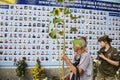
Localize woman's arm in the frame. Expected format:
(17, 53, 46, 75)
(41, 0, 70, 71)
(99, 54, 119, 66)
(62, 54, 84, 75)
(64, 73, 70, 80)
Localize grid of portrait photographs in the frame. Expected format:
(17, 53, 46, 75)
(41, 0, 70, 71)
(0, 4, 120, 66)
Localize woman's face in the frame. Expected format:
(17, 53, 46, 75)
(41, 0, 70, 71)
(99, 41, 106, 48)
(73, 45, 82, 53)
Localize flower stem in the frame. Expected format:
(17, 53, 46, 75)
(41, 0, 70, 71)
(61, 12, 66, 80)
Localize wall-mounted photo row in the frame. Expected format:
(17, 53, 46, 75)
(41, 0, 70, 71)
(0, 4, 119, 66)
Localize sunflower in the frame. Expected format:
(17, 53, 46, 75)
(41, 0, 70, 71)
(54, 8, 61, 16)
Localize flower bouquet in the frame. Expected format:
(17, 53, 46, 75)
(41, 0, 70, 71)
(16, 58, 27, 80)
(30, 59, 45, 80)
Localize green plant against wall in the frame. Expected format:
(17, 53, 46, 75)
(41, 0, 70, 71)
(49, 0, 80, 80)
(30, 59, 45, 80)
(16, 58, 27, 80)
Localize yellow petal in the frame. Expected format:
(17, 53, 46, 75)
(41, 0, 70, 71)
(41, 67, 44, 71)
(55, 8, 60, 16)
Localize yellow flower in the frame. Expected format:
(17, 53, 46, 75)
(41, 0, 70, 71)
(93, 58, 100, 64)
(41, 67, 44, 71)
(36, 71, 39, 75)
(30, 63, 45, 80)
(93, 58, 98, 63)
(30, 67, 38, 74)
(116, 71, 119, 75)
(54, 8, 61, 16)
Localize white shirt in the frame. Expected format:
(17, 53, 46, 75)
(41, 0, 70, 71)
(70, 52, 93, 80)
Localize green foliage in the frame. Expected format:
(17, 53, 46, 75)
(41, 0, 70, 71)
(53, 17, 63, 24)
(57, 0, 64, 3)
(49, 6, 81, 40)
(93, 58, 100, 80)
(16, 59, 27, 78)
(69, 0, 75, 1)
(70, 14, 81, 20)
(59, 31, 64, 36)
(70, 27, 78, 32)
(49, 28, 64, 39)
(30, 59, 45, 80)
(49, 28, 58, 39)
(49, 1, 80, 79)
(62, 7, 72, 15)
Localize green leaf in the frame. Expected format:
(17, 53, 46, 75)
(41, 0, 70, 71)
(53, 17, 63, 24)
(57, 0, 64, 3)
(70, 27, 78, 32)
(50, 10, 54, 16)
(49, 28, 58, 39)
(58, 22, 63, 25)
(62, 7, 72, 15)
(58, 31, 64, 36)
(69, 0, 75, 1)
(16, 60, 27, 77)
(47, 21, 51, 27)
(70, 14, 81, 20)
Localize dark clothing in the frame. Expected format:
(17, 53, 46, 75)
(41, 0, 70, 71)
(98, 46, 119, 77)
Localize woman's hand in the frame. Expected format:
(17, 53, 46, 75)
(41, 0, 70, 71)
(64, 73, 70, 80)
(99, 53, 119, 66)
(99, 54, 106, 60)
(62, 53, 69, 61)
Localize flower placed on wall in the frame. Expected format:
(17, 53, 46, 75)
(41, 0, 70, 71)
(16, 58, 27, 80)
(30, 59, 45, 80)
